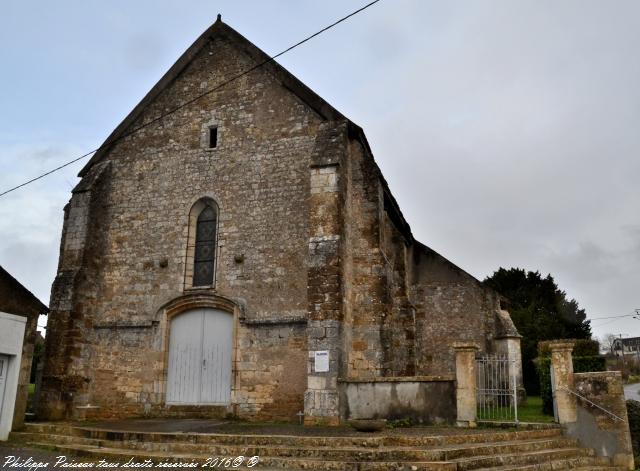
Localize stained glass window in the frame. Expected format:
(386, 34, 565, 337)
(193, 205, 217, 286)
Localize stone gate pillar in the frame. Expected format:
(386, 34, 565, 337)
(548, 340, 577, 424)
(454, 342, 478, 427)
(495, 334, 525, 403)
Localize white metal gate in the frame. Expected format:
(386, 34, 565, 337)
(476, 355, 518, 423)
(166, 308, 233, 405)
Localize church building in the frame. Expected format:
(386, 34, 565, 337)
(40, 17, 521, 424)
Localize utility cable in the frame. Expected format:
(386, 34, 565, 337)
(0, 0, 382, 198)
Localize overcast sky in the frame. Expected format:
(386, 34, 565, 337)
(1, 0, 638, 339)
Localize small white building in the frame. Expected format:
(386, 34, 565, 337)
(0, 311, 26, 440)
(0, 265, 47, 440)
(613, 336, 640, 357)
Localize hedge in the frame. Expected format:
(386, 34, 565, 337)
(537, 339, 600, 358)
(536, 355, 607, 415)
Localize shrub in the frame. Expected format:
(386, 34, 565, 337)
(536, 355, 606, 415)
(537, 339, 600, 358)
(573, 339, 601, 357)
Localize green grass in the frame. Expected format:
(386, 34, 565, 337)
(517, 396, 554, 423)
(478, 396, 555, 423)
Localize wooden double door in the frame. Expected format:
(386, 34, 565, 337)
(166, 309, 233, 405)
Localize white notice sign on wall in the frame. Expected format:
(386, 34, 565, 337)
(314, 350, 329, 373)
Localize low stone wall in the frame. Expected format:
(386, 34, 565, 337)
(338, 376, 456, 425)
(565, 372, 634, 469)
(547, 341, 634, 470)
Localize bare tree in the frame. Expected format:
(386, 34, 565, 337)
(600, 333, 619, 356)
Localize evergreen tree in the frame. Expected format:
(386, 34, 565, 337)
(484, 268, 592, 394)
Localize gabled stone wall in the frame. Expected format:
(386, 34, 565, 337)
(40, 19, 520, 424)
(41, 31, 329, 421)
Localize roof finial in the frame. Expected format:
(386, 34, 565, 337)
(216, 13, 222, 23)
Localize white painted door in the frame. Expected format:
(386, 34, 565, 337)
(166, 309, 233, 405)
(0, 355, 8, 417)
(201, 311, 233, 404)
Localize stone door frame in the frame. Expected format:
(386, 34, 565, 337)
(156, 293, 240, 409)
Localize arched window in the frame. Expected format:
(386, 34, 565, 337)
(193, 204, 217, 286)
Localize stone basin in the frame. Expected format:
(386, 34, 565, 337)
(348, 419, 387, 432)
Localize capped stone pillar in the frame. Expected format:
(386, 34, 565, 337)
(548, 340, 577, 424)
(454, 342, 479, 427)
(494, 307, 524, 400)
(495, 334, 525, 403)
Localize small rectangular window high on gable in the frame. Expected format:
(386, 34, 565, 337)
(209, 127, 218, 149)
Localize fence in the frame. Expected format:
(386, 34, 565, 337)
(476, 355, 518, 424)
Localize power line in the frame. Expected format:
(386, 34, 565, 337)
(0, 0, 382, 198)
(593, 317, 629, 329)
(589, 313, 636, 320)
(592, 310, 639, 329)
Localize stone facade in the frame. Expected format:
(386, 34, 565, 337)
(0, 266, 48, 429)
(40, 18, 520, 423)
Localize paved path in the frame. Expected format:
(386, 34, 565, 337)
(624, 381, 640, 400)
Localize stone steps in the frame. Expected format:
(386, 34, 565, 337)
(12, 432, 579, 462)
(454, 447, 593, 470)
(475, 462, 626, 471)
(18, 423, 563, 447)
(25, 443, 456, 471)
(10, 422, 623, 470)
(474, 461, 627, 471)
(11, 427, 563, 447)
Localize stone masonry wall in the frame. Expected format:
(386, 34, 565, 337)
(41, 20, 520, 422)
(304, 126, 346, 423)
(41, 31, 335, 421)
(341, 138, 386, 379)
(378, 205, 416, 377)
(340, 133, 506, 381)
(408, 243, 501, 376)
(40, 166, 112, 420)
